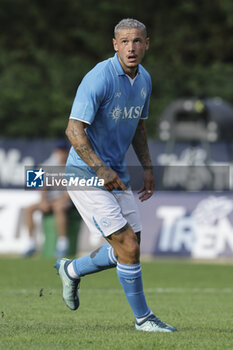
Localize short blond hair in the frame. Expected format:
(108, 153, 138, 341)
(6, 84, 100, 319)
(114, 18, 147, 38)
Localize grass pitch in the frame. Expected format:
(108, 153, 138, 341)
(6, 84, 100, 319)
(0, 257, 233, 350)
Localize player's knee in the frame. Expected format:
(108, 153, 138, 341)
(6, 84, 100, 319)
(108, 227, 140, 264)
(127, 241, 140, 262)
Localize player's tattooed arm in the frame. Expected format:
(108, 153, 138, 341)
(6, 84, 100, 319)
(132, 119, 154, 201)
(66, 119, 103, 168)
(65, 119, 126, 192)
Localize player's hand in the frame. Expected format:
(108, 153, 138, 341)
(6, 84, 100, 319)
(96, 166, 127, 192)
(138, 168, 154, 202)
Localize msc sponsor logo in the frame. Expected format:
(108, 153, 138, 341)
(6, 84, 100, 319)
(111, 105, 122, 122)
(111, 105, 144, 122)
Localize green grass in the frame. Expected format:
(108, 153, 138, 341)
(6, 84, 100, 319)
(0, 257, 233, 350)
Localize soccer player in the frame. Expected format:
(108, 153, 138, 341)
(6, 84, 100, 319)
(54, 18, 177, 332)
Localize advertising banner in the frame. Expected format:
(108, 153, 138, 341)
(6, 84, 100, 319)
(0, 189, 233, 259)
(138, 193, 233, 259)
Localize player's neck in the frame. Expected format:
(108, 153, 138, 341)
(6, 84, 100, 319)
(123, 66, 138, 79)
(126, 69, 138, 79)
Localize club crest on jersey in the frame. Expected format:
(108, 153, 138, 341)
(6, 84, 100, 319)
(100, 217, 111, 228)
(141, 87, 147, 99)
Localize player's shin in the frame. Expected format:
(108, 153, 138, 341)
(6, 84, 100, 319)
(116, 262, 151, 319)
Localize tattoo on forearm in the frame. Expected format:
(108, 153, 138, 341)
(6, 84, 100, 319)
(66, 120, 104, 169)
(70, 126, 86, 138)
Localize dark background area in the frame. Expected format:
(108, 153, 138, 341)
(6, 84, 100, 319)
(1, 0, 232, 138)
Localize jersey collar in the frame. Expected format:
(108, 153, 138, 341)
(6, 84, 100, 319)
(111, 53, 141, 76)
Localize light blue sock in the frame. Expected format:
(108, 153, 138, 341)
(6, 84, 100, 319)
(117, 262, 150, 319)
(72, 244, 117, 277)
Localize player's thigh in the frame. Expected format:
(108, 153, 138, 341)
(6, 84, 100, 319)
(114, 189, 142, 233)
(68, 188, 127, 238)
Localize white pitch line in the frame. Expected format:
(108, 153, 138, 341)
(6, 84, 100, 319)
(80, 288, 233, 294)
(0, 287, 233, 295)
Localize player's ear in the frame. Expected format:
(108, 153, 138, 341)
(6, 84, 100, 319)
(113, 38, 118, 52)
(145, 37, 150, 51)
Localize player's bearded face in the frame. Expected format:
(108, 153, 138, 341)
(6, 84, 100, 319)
(113, 29, 149, 75)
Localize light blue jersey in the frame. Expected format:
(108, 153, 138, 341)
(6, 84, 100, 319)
(66, 53, 152, 187)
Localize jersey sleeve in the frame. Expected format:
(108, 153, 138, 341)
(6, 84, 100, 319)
(140, 72, 152, 120)
(69, 69, 108, 124)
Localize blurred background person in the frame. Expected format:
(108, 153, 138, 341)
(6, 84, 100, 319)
(23, 140, 71, 257)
